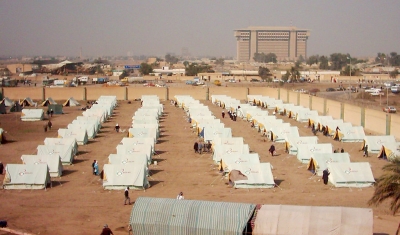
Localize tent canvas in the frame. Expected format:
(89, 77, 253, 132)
(3, 164, 51, 190)
(270, 125, 299, 142)
(285, 136, 318, 155)
(130, 124, 159, 138)
(129, 197, 256, 235)
(19, 97, 37, 107)
(127, 128, 157, 143)
(21, 154, 63, 177)
(229, 163, 275, 188)
(198, 123, 224, 137)
(296, 109, 318, 123)
(37, 144, 74, 165)
(213, 144, 250, 163)
(212, 137, 244, 147)
(119, 137, 155, 155)
(102, 163, 149, 190)
(44, 137, 78, 156)
(1, 97, 13, 107)
(108, 154, 148, 168)
(333, 126, 365, 142)
(219, 153, 260, 172)
(252, 205, 373, 235)
(41, 97, 57, 106)
(68, 123, 96, 139)
(116, 144, 152, 164)
(204, 127, 232, 142)
(63, 97, 80, 106)
(328, 162, 375, 187)
(72, 119, 100, 135)
(58, 128, 88, 145)
(307, 153, 351, 176)
(376, 142, 400, 161)
(10, 101, 22, 112)
(47, 104, 63, 115)
(362, 135, 396, 153)
(297, 143, 333, 163)
(21, 109, 44, 121)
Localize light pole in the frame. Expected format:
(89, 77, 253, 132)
(347, 56, 351, 78)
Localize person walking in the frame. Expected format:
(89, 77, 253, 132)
(193, 141, 198, 153)
(177, 192, 184, 200)
(222, 110, 225, 118)
(115, 123, 120, 133)
(92, 160, 96, 175)
(0, 161, 3, 174)
(363, 145, 369, 157)
(124, 187, 131, 205)
(94, 160, 99, 175)
(322, 169, 330, 185)
(100, 224, 114, 235)
(198, 141, 203, 154)
(269, 145, 276, 156)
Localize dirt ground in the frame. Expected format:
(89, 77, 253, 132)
(0, 96, 398, 234)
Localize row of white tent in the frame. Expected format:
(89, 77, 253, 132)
(212, 94, 377, 188)
(102, 95, 162, 190)
(19, 97, 80, 121)
(175, 95, 276, 189)
(3, 96, 117, 190)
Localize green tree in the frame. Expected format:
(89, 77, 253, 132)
(369, 159, 400, 215)
(297, 55, 305, 63)
(165, 54, 179, 65)
(390, 69, 399, 79)
(306, 55, 319, 65)
(215, 58, 225, 66)
(183, 61, 189, 68)
(258, 66, 272, 82)
(139, 63, 153, 75)
(185, 63, 213, 76)
(319, 56, 329, 69)
(330, 53, 349, 70)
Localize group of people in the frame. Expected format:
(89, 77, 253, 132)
(222, 110, 238, 121)
(333, 148, 345, 153)
(193, 140, 211, 154)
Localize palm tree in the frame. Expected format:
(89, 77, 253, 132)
(368, 159, 400, 215)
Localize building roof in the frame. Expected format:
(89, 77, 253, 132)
(129, 197, 256, 235)
(235, 26, 310, 31)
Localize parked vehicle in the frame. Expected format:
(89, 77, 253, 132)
(326, 88, 335, 92)
(391, 86, 400, 93)
(214, 80, 221, 86)
(250, 78, 260, 82)
(383, 106, 397, 113)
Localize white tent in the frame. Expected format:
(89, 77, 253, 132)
(269, 124, 299, 142)
(328, 162, 375, 188)
(131, 118, 159, 126)
(322, 119, 344, 136)
(297, 143, 333, 163)
(21, 109, 44, 121)
(72, 119, 100, 135)
(3, 164, 51, 189)
(363, 135, 397, 153)
(58, 128, 88, 145)
(190, 116, 216, 128)
(116, 144, 152, 165)
(219, 153, 260, 173)
(376, 142, 400, 161)
(228, 163, 275, 188)
(19, 97, 37, 107)
(37, 145, 74, 165)
(76, 116, 101, 130)
(247, 95, 263, 105)
(213, 144, 250, 163)
(252, 205, 373, 235)
(41, 97, 57, 106)
(204, 127, 232, 142)
(63, 97, 80, 106)
(130, 124, 159, 138)
(1, 97, 13, 107)
(120, 137, 155, 154)
(256, 117, 282, 134)
(102, 163, 150, 190)
(285, 136, 318, 155)
(108, 154, 148, 168)
(44, 137, 78, 156)
(21, 154, 63, 177)
(246, 109, 269, 122)
(198, 123, 224, 137)
(307, 153, 351, 176)
(275, 103, 295, 115)
(311, 115, 333, 131)
(237, 105, 258, 119)
(296, 109, 318, 123)
(127, 127, 157, 143)
(68, 123, 96, 139)
(82, 108, 106, 123)
(212, 137, 244, 147)
(333, 126, 366, 142)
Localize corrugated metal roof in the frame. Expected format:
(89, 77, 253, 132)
(129, 197, 256, 235)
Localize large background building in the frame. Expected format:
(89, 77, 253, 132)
(234, 26, 310, 62)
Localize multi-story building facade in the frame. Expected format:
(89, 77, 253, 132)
(234, 26, 310, 62)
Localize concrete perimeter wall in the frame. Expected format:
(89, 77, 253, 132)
(2, 86, 399, 139)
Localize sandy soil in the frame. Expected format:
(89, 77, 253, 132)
(0, 98, 398, 235)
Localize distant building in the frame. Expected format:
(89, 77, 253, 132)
(234, 26, 310, 62)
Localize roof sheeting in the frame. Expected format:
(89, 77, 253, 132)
(252, 205, 373, 235)
(129, 197, 256, 235)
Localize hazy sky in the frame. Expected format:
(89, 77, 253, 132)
(1, 0, 399, 58)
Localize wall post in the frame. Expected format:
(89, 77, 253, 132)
(340, 103, 344, 119)
(361, 107, 365, 127)
(83, 87, 87, 101)
(42, 87, 46, 101)
(278, 88, 280, 100)
(125, 87, 128, 101)
(165, 87, 169, 100)
(206, 87, 209, 101)
(386, 114, 391, 135)
(287, 91, 289, 103)
(309, 95, 312, 110)
(297, 92, 300, 106)
(323, 98, 327, 115)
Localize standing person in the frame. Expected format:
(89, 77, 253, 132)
(50, 109, 54, 117)
(115, 123, 120, 133)
(177, 192, 184, 200)
(0, 161, 3, 174)
(47, 120, 52, 130)
(198, 141, 203, 154)
(193, 141, 198, 153)
(322, 169, 330, 185)
(92, 160, 96, 175)
(100, 224, 114, 235)
(340, 148, 344, 153)
(363, 145, 369, 157)
(269, 145, 276, 156)
(124, 187, 131, 205)
(94, 160, 99, 175)
(222, 110, 225, 118)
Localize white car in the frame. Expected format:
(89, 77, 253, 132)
(370, 91, 384, 96)
(365, 88, 381, 93)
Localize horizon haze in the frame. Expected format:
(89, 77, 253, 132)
(1, 0, 400, 59)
